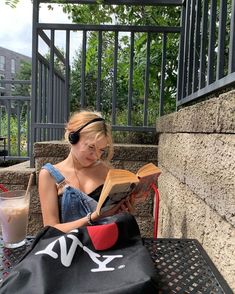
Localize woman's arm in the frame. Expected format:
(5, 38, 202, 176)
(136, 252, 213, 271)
(38, 167, 133, 233)
(38, 168, 102, 233)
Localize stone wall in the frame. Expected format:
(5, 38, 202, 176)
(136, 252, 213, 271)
(0, 143, 158, 237)
(156, 90, 235, 291)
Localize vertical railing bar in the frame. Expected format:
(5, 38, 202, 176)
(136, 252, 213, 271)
(0, 106, 2, 135)
(17, 101, 21, 156)
(53, 75, 57, 139)
(159, 33, 167, 116)
(97, 30, 102, 111)
(59, 81, 62, 139)
(216, 0, 227, 80)
(144, 32, 150, 126)
(57, 76, 60, 139)
(65, 29, 70, 122)
(7, 100, 11, 155)
(228, 0, 235, 73)
(63, 81, 66, 138)
(199, 0, 208, 89)
(182, 0, 192, 98)
(46, 65, 50, 141)
(56, 76, 61, 139)
(58, 78, 61, 138)
(176, 1, 186, 103)
(128, 32, 134, 126)
(81, 30, 87, 108)
(192, 0, 201, 92)
(27, 100, 30, 157)
(207, 0, 217, 85)
(30, 0, 39, 166)
(49, 29, 55, 140)
(187, 0, 196, 96)
(42, 63, 46, 141)
(38, 61, 42, 141)
(112, 31, 118, 125)
(57, 77, 61, 139)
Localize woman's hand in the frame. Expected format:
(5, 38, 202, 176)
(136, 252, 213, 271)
(99, 197, 135, 218)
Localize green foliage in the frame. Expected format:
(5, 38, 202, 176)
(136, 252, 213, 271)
(62, 4, 181, 26)
(13, 60, 31, 97)
(63, 3, 181, 143)
(0, 113, 28, 156)
(4, 0, 19, 8)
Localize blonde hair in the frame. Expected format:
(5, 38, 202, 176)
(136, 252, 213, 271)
(65, 110, 114, 160)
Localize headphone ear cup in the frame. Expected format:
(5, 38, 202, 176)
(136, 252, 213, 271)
(68, 132, 80, 144)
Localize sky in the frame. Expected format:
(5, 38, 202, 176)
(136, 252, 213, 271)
(0, 0, 80, 60)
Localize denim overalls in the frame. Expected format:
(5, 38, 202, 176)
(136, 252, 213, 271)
(42, 163, 98, 223)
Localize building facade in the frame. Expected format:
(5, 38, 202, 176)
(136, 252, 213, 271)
(0, 46, 31, 97)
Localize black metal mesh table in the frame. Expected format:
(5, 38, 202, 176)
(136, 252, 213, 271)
(143, 238, 233, 294)
(0, 237, 233, 293)
(0, 237, 34, 284)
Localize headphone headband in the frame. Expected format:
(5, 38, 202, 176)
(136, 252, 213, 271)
(68, 117, 105, 144)
(76, 117, 104, 134)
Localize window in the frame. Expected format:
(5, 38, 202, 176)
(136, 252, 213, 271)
(11, 59, 16, 74)
(11, 78, 15, 92)
(0, 74, 5, 90)
(0, 56, 5, 71)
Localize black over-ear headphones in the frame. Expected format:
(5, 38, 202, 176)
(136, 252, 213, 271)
(68, 117, 105, 145)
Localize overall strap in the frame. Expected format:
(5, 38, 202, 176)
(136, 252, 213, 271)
(42, 163, 65, 185)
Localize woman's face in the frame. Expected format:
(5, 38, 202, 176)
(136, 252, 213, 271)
(71, 134, 108, 167)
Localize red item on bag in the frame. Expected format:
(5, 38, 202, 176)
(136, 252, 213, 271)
(0, 184, 8, 192)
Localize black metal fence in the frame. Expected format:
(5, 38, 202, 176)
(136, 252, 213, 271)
(0, 80, 31, 160)
(31, 0, 183, 166)
(177, 0, 235, 105)
(1, 0, 235, 164)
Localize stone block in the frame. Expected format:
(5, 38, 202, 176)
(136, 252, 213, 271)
(158, 133, 187, 183)
(202, 206, 235, 291)
(156, 90, 235, 134)
(113, 144, 158, 162)
(184, 134, 235, 226)
(29, 186, 41, 213)
(34, 141, 70, 158)
(158, 133, 235, 227)
(135, 216, 154, 238)
(28, 213, 43, 235)
(158, 167, 235, 291)
(217, 90, 235, 133)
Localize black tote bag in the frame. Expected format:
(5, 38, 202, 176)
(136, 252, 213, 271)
(0, 213, 158, 294)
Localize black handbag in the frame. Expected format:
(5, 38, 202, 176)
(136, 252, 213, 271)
(0, 213, 157, 294)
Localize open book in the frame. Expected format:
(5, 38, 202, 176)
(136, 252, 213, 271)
(96, 163, 161, 215)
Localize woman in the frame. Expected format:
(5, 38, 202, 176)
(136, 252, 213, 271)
(38, 110, 132, 233)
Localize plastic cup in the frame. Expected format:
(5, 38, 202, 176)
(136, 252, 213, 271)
(0, 190, 30, 248)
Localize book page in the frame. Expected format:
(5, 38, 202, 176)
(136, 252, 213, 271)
(137, 163, 161, 178)
(96, 163, 161, 215)
(130, 172, 160, 203)
(96, 169, 139, 215)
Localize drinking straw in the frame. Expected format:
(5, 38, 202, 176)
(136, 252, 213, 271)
(0, 184, 8, 192)
(25, 173, 34, 197)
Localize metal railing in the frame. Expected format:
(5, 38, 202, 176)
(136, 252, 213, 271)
(31, 0, 183, 166)
(177, 0, 235, 106)
(0, 80, 31, 160)
(1, 0, 235, 164)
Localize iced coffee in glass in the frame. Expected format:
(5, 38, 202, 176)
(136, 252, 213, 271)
(0, 190, 30, 248)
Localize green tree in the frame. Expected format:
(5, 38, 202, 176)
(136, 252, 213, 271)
(13, 60, 31, 96)
(66, 3, 180, 122)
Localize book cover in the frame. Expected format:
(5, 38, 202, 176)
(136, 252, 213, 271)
(96, 163, 161, 215)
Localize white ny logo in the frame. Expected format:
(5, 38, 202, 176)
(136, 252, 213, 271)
(35, 229, 124, 272)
